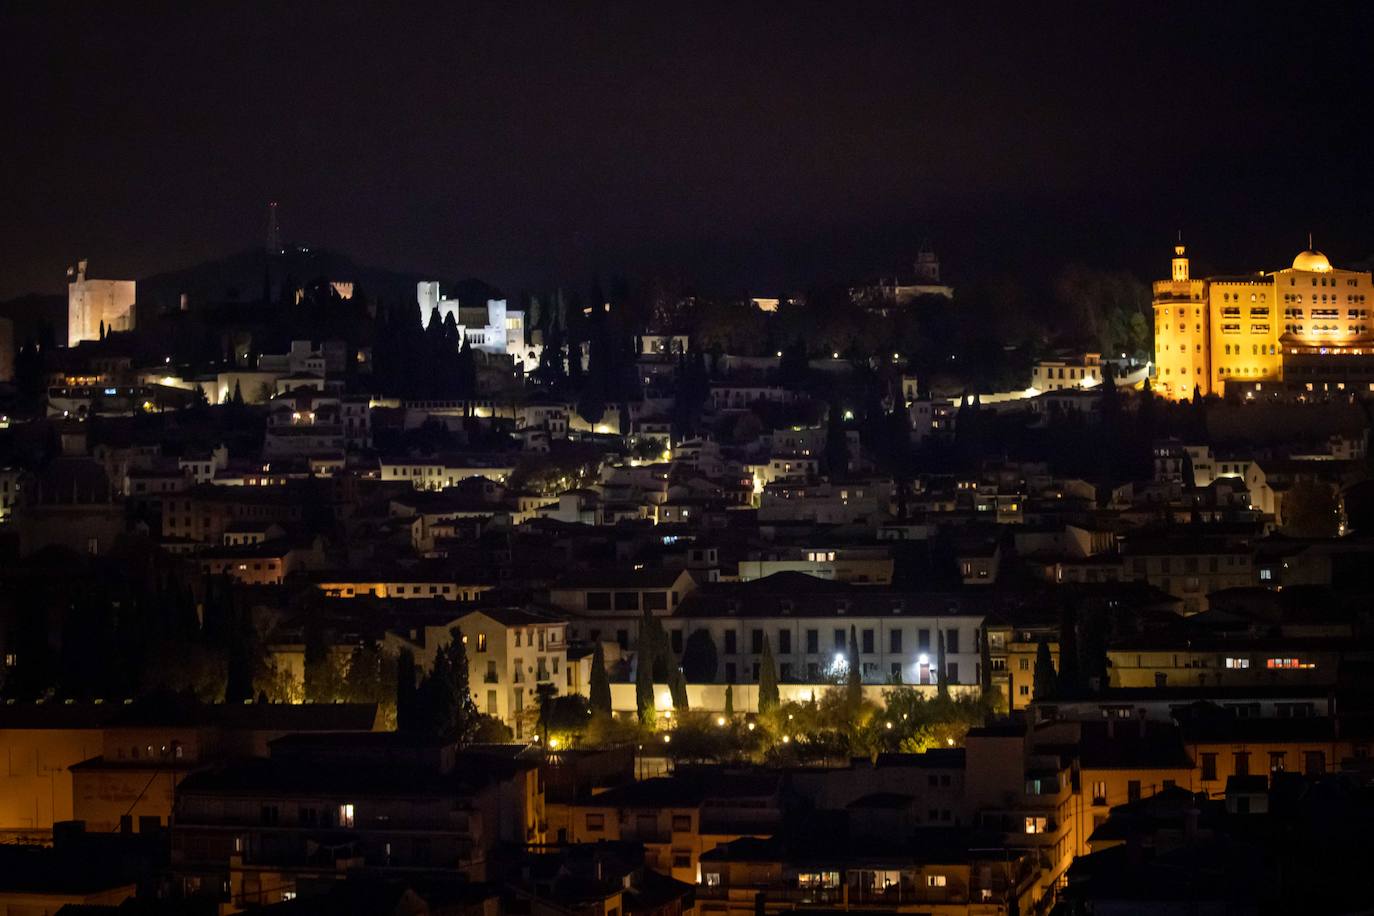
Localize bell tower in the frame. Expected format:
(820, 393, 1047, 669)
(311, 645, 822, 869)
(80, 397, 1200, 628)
(1172, 241, 1190, 282)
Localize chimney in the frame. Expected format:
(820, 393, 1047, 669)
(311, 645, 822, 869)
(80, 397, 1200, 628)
(77, 259, 88, 282)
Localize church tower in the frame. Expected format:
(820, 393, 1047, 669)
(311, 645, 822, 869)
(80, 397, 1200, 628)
(1172, 243, 1189, 281)
(1152, 239, 1209, 400)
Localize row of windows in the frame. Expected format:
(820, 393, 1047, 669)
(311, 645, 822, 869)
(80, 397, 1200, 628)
(1220, 292, 1267, 302)
(585, 590, 676, 611)
(709, 626, 964, 656)
(1200, 750, 1326, 780)
(1284, 324, 1369, 335)
(1285, 307, 1368, 317)
(717, 659, 961, 685)
(1223, 344, 1277, 356)
(1218, 306, 1272, 318)
(1036, 366, 1099, 380)
(482, 656, 560, 680)
(1283, 293, 1366, 303)
(1290, 275, 1352, 287)
(1130, 555, 1245, 573)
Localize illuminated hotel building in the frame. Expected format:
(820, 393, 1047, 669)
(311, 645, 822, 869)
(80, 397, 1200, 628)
(1152, 244, 1374, 399)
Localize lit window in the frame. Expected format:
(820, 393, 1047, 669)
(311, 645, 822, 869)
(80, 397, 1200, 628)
(1024, 816, 1047, 834)
(338, 803, 355, 828)
(926, 875, 947, 887)
(1225, 657, 1250, 669)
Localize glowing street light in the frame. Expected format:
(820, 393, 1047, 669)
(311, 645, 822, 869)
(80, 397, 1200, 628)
(716, 716, 727, 727)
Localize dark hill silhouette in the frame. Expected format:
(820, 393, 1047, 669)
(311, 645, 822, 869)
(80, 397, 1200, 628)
(0, 293, 65, 341)
(136, 246, 499, 315)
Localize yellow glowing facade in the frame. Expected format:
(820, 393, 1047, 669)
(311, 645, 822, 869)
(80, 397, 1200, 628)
(1152, 245, 1374, 399)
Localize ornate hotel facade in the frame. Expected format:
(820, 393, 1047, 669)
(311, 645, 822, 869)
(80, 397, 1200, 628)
(1152, 244, 1374, 400)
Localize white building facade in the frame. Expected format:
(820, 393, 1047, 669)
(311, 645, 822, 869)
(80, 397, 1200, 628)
(417, 282, 541, 371)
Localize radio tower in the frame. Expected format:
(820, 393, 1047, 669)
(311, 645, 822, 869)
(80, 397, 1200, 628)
(266, 201, 282, 254)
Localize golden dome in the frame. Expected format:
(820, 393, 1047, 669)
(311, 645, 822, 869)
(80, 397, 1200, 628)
(1292, 250, 1333, 272)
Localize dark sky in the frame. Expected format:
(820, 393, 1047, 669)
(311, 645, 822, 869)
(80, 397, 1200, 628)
(6, 1, 1374, 300)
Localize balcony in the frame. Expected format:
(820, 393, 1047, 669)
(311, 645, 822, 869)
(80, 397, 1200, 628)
(696, 885, 843, 906)
(696, 883, 976, 908)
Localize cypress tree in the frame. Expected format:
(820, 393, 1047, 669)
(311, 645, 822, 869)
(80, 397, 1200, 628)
(589, 642, 612, 714)
(845, 624, 862, 707)
(758, 636, 780, 713)
(1057, 603, 1082, 695)
(635, 642, 656, 725)
(640, 607, 671, 682)
(412, 628, 480, 743)
(936, 629, 949, 698)
(1033, 637, 1057, 700)
(396, 648, 418, 732)
(724, 683, 734, 716)
(669, 665, 689, 711)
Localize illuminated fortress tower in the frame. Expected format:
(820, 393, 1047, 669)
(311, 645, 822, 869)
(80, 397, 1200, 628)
(66, 259, 136, 347)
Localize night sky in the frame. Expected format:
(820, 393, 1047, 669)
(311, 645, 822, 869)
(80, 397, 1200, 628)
(6, 1, 1374, 300)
